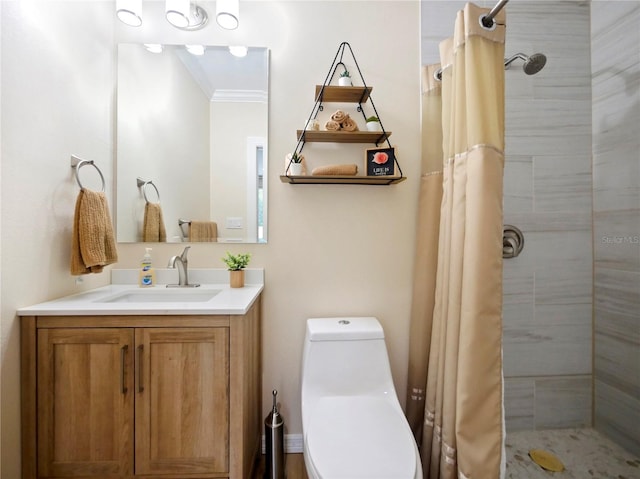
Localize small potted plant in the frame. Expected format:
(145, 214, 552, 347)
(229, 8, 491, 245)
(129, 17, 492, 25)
(287, 152, 304, 176)
(338, 70, 352, 86)
(366, 115, 381, 131)
(222, 251, 251, 288)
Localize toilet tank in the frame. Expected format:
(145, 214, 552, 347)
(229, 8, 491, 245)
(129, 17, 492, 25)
(301, 317, 397, 400)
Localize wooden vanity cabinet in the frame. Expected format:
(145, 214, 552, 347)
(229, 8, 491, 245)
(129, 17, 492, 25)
(21, 298, 262, 479)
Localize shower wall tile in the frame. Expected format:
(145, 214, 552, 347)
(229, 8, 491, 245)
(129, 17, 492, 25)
(595, 331, 640, 400)
(505, 99, 592, 157)
(594, 209, 640, 273)
(535, 376, 592, 429)
(507, 1, 591, 102)
(504, 378, 535, 432)
(505, 375, 593, 431)
(594, 268, 640, 398)
(592, 148, 639, 212)
(592, 0, 640, 454)
(503, 262, 534, 308)
(533, 155, 592, 213)
(594, 268, 640, 344)
(535, 268, 592, 307)
(503, 320, 592, 377)
(503, 155, 533, 214)
(503, 211, 591, 233)
(503, 260, 535, 328)
(595, 379, 640, 456)
(503, 0, 592, 430)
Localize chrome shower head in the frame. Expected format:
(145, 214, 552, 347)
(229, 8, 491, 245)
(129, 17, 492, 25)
(523, 53, 547, 75)
(505, 52, 547, 75)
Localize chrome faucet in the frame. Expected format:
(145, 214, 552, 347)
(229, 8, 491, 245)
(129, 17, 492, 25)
(167, 246, 200, 288)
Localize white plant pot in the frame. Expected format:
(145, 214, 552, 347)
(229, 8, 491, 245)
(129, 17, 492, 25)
(366, 121, 381, 131)
(289, 163, 303, 175)
(338, 77, 352, 86)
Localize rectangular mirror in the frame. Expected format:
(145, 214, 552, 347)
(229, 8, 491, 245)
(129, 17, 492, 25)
(116, 43, 269, 243)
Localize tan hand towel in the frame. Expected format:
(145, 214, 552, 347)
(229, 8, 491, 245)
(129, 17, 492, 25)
(311, 164, 358, 176)
(331, 110, 348, 123)
(325, 120, 341, 131)
(189, 221, 218, 242)
(71, 189, 118, 275)
(342, 117, 359, 132)
(142, 202, 167, 242)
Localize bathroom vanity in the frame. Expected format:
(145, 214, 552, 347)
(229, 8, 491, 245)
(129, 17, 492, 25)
(18, 269, 264, 479)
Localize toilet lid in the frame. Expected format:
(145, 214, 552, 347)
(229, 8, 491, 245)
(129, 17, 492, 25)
(306, 396, 417, 478)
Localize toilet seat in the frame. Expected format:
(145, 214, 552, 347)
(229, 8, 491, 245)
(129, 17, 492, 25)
(305, 396, 417, 478)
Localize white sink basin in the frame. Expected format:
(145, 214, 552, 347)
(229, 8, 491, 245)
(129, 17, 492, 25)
(99, 289, 221, 303)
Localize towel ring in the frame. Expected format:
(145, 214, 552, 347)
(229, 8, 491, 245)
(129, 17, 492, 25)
(71, 155, 106, 192)
(137, 177, 160, 203)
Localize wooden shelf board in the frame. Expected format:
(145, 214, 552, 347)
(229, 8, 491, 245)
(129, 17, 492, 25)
(314, 85, 372, 103)
(296, 130, 391, 144)
(279, 175, 406, 185)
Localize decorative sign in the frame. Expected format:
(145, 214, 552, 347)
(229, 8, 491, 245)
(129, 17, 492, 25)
(365, 147, 396, 177)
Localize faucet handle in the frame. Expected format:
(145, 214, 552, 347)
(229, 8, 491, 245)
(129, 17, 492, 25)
(180, 245, 191, 261)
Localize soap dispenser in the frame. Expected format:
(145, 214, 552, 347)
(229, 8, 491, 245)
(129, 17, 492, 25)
(139, 247, 156, 287)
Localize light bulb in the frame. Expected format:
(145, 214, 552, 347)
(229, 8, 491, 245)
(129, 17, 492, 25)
(216, 0, 239, 30)
(116, 0, 142, 27)
(229, 46, 248, 58)
(166, 0, 190, 28)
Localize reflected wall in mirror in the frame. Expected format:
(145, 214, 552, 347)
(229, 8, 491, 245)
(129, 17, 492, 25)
(117, 43, 269, 243)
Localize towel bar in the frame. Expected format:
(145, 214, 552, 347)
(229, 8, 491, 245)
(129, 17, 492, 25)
(137, 177, 161, 203)
(71, 155, 105, 192)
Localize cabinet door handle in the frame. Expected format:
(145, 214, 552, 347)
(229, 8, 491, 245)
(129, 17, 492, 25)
(137, 344, 144, 393)
(120, 345, 128, 394)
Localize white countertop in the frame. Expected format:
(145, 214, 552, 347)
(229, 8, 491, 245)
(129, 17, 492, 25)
(17, 269, 264, 316)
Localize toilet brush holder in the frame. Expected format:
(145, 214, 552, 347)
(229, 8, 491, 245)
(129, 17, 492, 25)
(264, 389, 285, 479)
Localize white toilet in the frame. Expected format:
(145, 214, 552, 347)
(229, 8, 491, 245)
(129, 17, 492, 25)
(301, 317, 423, 479)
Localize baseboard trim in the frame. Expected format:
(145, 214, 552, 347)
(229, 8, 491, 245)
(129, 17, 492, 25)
(261, 433, 304, 454)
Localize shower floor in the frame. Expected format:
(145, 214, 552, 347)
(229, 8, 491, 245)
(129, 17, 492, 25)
(505, 428, 640, 478)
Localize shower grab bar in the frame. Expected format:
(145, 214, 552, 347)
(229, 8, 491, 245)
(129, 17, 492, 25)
(71, 155, 106, 192)
(136, 177, 160, 204)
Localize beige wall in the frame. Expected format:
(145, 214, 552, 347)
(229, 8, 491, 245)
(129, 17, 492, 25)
(0, 1, 420, 475)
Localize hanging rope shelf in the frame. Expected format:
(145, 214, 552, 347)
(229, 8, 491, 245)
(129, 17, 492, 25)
(280, 42, 405, 185)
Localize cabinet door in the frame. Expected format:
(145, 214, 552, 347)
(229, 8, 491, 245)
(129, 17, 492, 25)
(37, 328, 134, 477)
(135, 327, 230, 475)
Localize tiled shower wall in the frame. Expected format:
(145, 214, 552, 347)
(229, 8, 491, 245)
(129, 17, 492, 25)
(591, 1, 640, 456)
(421, 0, 593, 432)
(500, 1, 593, 432)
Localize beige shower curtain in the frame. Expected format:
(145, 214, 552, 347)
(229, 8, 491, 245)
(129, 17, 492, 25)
(407, 3, 506, 478)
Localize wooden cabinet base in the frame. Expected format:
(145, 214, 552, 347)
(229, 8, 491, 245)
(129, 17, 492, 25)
(20, 297, 262, 479)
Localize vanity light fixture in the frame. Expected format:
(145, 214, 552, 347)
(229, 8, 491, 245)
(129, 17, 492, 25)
(116, 0, 142, 27)
(216, 0, 239, 30)
(165, 0, 209, 31)
(229, 45, 248, 58)
(186, 44, 205, 56)
(144, 44, 164, 53)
